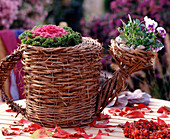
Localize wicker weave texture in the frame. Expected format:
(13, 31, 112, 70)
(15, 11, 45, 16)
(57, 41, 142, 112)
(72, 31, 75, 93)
(110, 40, 156, 68)
(22, 37, 102, 127)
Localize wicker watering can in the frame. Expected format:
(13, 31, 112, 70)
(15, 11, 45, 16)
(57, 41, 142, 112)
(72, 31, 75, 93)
(0, 22, 158, 127)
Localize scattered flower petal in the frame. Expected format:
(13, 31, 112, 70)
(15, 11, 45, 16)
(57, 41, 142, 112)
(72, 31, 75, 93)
(124, 110, 145, 118)
(105, 128, 114, 133)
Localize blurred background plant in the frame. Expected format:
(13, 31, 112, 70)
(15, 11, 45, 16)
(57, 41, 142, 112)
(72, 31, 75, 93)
(80, 0, 170, 100)
(0, 0, 21, 29)
(0, 0, 52, 29)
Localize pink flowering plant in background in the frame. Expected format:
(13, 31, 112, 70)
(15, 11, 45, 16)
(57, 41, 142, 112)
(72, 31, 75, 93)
(0, 0, 21, 29)
(0, 0, 52, 29)
(117, 15, 166, 52)
(19, 25, 82, 48)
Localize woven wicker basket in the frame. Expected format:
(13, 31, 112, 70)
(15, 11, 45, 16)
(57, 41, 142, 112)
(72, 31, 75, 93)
(0, 37, 156, 128)
(23, 37, 102, 127)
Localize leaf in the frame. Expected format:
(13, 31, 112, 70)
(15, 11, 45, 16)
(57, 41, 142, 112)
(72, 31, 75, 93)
(135, 19, 140, 26)
(119, 35, 125, 39)
(120, 19, 127, 27)
(140, 24, 146, 27)
(30, 128, 52, 138)
(124, 110, 145, 118)
(148, 39, 154, 43)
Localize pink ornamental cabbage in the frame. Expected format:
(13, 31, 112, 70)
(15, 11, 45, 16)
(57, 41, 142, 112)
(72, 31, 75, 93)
(31, 25, 68, 38)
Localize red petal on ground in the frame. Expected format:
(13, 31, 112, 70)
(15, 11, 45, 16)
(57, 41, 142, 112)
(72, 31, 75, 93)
(123, 121, 130, 127)
(9, 126, 21, 131)
(122, 106, 132, 112)
(28, 123, 42, 131)
(52, 132, 71, 138)
(5, 109, 15, 112)
(16, 119, 31, 126)
(158, 113, 168, 118)
(97, 113, 111, 121)
(157, 117, 167, 126)
(157, 106, 166, 113)
(1, 127, 22, 136)
(74, 127, 86, 133)
(55, 125, 70, 135)
(137, 104, 152, 111)
(105, 128, 114, 133)
(74, 126, 93, 138)
(118, 111, 127, 116)
(91, 129, 109, 139)
(94, 120, 114, 128)
(73, 131, 93, 138)
(89, 119, 97, 127)
(108, 108, 120, 114)
(124, 110, 145, 118)
(157, 106, 170, 115)
(90, 119, 115, 128)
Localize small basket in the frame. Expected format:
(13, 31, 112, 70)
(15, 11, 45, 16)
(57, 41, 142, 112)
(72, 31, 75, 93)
(110, 39, 156, 69)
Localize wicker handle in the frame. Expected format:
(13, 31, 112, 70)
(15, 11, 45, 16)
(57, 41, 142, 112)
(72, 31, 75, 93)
(96, 69, 128, 115)
(0, 45, 26, 117)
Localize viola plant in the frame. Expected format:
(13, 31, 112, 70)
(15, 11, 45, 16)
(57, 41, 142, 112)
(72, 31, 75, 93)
(19, 25, 82, 48)
(116, 15, 166, 52)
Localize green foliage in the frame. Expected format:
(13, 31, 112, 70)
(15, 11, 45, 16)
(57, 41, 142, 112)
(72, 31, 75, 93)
(117, 15, 164, 51)
(19, 26, 82, 48)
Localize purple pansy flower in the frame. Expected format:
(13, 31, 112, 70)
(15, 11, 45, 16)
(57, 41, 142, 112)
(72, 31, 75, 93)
(144, 16, 158, 33)
(156, 46, 164, 52)
(157, 27, 166, 38)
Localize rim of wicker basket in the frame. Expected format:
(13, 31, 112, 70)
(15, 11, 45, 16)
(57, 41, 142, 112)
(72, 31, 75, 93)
(110, 39, 157, 68)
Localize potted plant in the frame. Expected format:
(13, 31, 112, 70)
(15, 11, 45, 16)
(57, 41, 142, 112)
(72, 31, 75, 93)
(98, 15, 166, 113)
(0, 25, 105, 127)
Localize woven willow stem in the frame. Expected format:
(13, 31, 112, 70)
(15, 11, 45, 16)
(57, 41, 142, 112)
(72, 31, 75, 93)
(0, 45, 26, 117)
